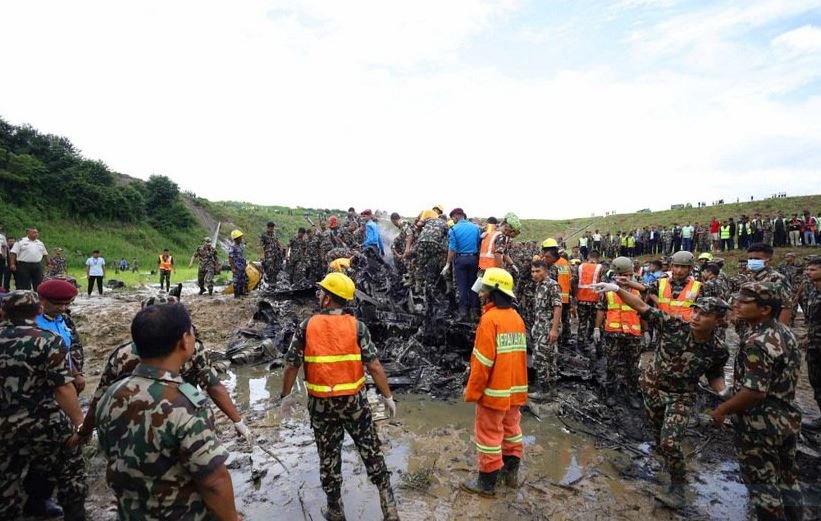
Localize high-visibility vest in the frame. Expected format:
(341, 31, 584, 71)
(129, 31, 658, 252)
(658, 277, 701, 321)
(158, 255, 173, 271)
(479, 229, 501, 270)
(576, 262, 603, 302)
(554, 258, 571, 304)
(303, 314, 365, 398)
(604, 290, 642, 336)
(627, 236, 636, 247)
(579, 237, 588, 247)
(720, 225, 731, 239)
(465, 303, 528, 411)
(620, 236, 628, 247)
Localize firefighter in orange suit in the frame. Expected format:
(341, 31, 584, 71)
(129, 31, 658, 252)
(462, 267, 528, 497)
(280, 272, 400, 521)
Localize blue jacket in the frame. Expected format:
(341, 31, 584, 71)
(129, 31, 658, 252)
(362, 220, 384, 253)
(448, 220, 481, 254)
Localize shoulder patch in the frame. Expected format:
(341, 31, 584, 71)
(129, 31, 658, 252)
(179, 382, 207, 407)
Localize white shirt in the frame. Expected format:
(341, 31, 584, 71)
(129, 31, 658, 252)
(86, 257, 106, 277)
(592, 233, 602, 242)
(10, 237, 48, 263)
(0, 233, 6, 255)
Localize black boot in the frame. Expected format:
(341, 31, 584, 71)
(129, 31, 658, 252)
(378, 485, 400, 521)
(498, 456, 521, 489)
(460, 470, 498, 497)
(23, 498, 63, 518)
(199, 287, 206, 295)
(62, 502, 87, 521)
(321, 495, 346, 521)
(802, 416, 821, 431)
(605, 385, 617, 408)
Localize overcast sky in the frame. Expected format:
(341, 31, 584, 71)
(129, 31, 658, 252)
(2, 0, 821, 218)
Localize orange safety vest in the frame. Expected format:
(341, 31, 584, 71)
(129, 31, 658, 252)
(479, 228, 501, 270)
(465, 303, 528, 411)
(303, 314, 366, 398)
(604, 290, 642, 336)
(158, 255, 173, 271)
(576, 262, 603, 303)
(554, 258, 571, 304)
(657, 277, 701, 321)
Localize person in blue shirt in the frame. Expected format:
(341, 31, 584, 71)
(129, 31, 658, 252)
(642, 259, 664, 285)
(444, 208, 482, 320)
(361, 209, 385, 255)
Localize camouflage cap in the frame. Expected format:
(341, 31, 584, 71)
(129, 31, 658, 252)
(785, 252, 796, 258)
(736, 282, 779, 303)
(693, 297, 730, 315)
(141, 294, 179, 309)
(2, 290, 40, 310)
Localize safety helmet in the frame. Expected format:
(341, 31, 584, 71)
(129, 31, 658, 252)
(419, 210, 438, 221)
(479, 267, 516, 298)
(433, 204, 445, 214)
(698, 252, 713, 261)
(317, 272, 356, 301)
(447, 219, 455, 228)
(612, 256, 633, 275)
(328, 257, 351, 272)
(230, 229, 244, 240)
(570, 258, 581, 265)
(504, 213, 521, 233)
(541, 238, 558, 249)
(671, 250, 694, 267)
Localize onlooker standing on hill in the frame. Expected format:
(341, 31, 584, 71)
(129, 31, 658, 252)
(803, 210, 817, 247)
(4, 238, 15, 290)
(9, 228, 49, 290)
(681, 222, 694, 252)
(788, 214, 802, 247)
(85, 250, 105, 296)
(672, 224, 682, 252)
(737, 216, 752, 251)
(157, 249, 174, 291)
(0, 225, 8, 291)
(728, 217, 737, 251)
(710, 217, 720, 252)
(774, 213, 787, 247)
(592, 230, 602, 253)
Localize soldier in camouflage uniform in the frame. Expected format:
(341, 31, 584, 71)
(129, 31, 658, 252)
(229, 229, 248, 298)
(280, 273, 400, 521)
(95, 303, 239, 520)
(735, 243, 794, 342)
(413, 212, 448, 296)
(260, 222, 284, 286)
(0, 291, 88, 520)
(305, 228, 324, 284)
(711, 283, 803, 521)
(699, 263, 727, 299)
(339, 220, 358, 249)
(528, 260, 563, 400)
(288, 228, 309, 286)
(190, 238, 219, 295)
(801, 258, 821, 431)
(661, 227, 673, 255)
(777, 253, 803, 288)
(762, 216, 774, 246)
(46, 247, 68, 279)
(390, 213, 413, 278)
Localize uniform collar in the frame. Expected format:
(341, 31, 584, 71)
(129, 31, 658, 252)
(40, 313, 65, 323)
(319, 309, 345, 315)
(133, 363, 184, 384)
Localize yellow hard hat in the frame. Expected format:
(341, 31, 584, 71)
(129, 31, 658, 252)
(447, 219, 455, 228)
(328, 257, 351, 272)
(480, 267, 516, 298)
(230, 229, 244, 240)
(317, 272, 356, 300)
(433, 204, 445, 214)
(698, 252, 713, 261)
(419, 210, 438, 221)
(542, 238, 558, 249)
(570, 258, 581, 265)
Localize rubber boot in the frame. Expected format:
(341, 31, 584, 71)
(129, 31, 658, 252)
(460, 470, 498, 498)
(62, 503, 87, 521)
(321, 495, 346, 521)
(208, 287, 213, 296)
(498, 456, 521, 489)
(655, 483, 685, 509)
(378, 485, 400, 521)
(23, 498, 63, 518)
(199, 287, 205, 295)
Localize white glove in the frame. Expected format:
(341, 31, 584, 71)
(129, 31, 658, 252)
(441, 264, 451, 277)
(592, 282, 619, 294)
(381, 396, 397, 418)
(643, 332, 652, 346)
(233, 420, 254, 444)
(592, 328, 601, 343)
(281, 394, 298, 418)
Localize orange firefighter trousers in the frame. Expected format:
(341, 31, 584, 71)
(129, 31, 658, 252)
(474, 403, 523, 473)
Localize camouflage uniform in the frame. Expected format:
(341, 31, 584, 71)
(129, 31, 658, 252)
(228, 242, 247, 297)
(391, 220, 413, 277)
(306, 232, 324, 283)
(339, 227, 357, 249)
(288, 236, 308, 286)
(260, 231, 283, 285)
(732, 287, 803, 520)
(284, 310, 392, 500)
(95, 364, 228, 520)
(0, 292, 87, 519)
(597, 292, 643, 395)
(193, 244, 219, 294)
(802, 280, 821, 414)
(638, 303, 728, 484)
(700, 277, 726, 300)
(762, 219, 774, 246)
(531, 278, 563, 391)
(735, 267, 793, 342)
(47, 254, 67, 279)
(661, 229, 673, 255)
(413, 218, 448, 295)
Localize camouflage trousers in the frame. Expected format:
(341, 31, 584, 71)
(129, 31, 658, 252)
(197, 267, 215, 291)
(308, 391, 390, 498)
(807, 350, 821, 406)
(233, 262, 248, 297)
(0, 413, 87, 519)
(639, 383, 694, 483)
(560, 304, 571, 345)
(262, 255, 281, 284)
(413, 242, 446, 295)
(604, 334, 641, 393)
(576, 302, 597, 343)
(532, 334, 559, 391)
(735, 430, 803, 521)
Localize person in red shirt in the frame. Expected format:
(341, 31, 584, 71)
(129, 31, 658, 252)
(709, 218, 721, 253)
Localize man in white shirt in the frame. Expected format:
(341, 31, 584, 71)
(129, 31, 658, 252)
(681, 223, 695, 252)
(9, 228, 49, 290)
(0, 224, 8, 291)
(85, 250, 106, 296)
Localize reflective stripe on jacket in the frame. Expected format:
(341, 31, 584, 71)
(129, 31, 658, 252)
(604, 290, 641, 336)
(555, 258, 571, 304)
(304, 314, 366, 398)
(576, 262, 603, 303)
(479, 229, 501, 270)
(158, 255, 173, 271)
(465, 303, 528, 411)
(657, 277, 701, 322)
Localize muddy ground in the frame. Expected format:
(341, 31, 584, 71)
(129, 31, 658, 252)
(68, 283, 821, 521)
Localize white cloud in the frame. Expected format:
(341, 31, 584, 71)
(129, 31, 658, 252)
(772, 24, 821, 54)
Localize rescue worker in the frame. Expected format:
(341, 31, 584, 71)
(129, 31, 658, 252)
(189, 237, 219, 295)
(493, 213, 521, 272)
(593, 257, 643, 409)
(462, 268, 528, 497)
(542, 240, 572, 347)
(592, 281, 730, 509)
(260, 221, 284, 286)
(280, 273, 400, 521)
(413, 210, 447, 297)
(528, 260, 563, 401)
(157, 248, 174, 292)
(711, 283, 803, 521)
(645, 251, 702, 322)
(802, 257, 821, 431)
(576, 250, 603, 346)
(695, 252, 713, 281)
(735, 243, 793, 341)
(390, 212, 413, 278)
(478, 219, 501, 272)
(229, 229, 248, 298)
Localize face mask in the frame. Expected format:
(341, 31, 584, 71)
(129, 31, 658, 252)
(471, 277, 484, 294)
(747, 259, 766, 272)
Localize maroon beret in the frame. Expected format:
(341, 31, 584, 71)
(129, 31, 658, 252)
(360, 209, 373, 216)
(37, 279, 78, 301)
